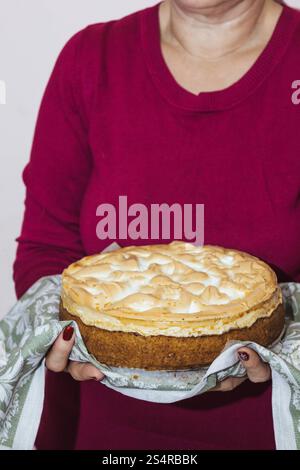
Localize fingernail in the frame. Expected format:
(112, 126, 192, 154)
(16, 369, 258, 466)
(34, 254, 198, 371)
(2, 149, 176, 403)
(63, 325, 74, 341)
(238, 351, 249, 361)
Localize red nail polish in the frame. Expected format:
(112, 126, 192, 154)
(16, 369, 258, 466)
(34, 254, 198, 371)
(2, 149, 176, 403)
(238, 351, 249, 361)
(63, 325, 74, 341)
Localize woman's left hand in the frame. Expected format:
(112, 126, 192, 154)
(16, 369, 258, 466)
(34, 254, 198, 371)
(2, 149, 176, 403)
(210, 347, 271, 392)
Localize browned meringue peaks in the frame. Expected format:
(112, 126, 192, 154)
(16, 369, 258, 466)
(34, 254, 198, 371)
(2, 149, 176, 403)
(61, 242, 278, 321)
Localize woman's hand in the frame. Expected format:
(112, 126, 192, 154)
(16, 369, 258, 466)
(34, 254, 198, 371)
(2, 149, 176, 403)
(210, 347, 271, 392)
(45, 325, 104, 381)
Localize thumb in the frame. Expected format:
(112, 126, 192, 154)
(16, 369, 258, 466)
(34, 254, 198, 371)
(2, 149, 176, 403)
(237, 347, 271, 383)
(45, 325, 75, 372)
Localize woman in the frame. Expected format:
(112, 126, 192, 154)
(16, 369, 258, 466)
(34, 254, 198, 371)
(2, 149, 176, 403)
(14, 0, 300, 449)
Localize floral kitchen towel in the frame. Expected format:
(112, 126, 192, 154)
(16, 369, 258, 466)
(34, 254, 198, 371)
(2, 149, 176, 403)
(0, 276, 300, 450)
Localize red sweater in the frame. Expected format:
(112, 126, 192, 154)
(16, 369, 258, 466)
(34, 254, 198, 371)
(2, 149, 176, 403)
(14, 2, 300, 450)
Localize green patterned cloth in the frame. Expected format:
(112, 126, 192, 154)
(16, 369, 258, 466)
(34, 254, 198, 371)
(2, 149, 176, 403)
(0, 276, 300, 450)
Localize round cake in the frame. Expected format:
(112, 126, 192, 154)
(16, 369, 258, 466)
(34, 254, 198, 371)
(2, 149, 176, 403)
(60, 242, 285, 370)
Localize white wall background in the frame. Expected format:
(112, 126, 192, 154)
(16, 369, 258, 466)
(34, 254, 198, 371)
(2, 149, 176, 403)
(0, 0, 299, 316)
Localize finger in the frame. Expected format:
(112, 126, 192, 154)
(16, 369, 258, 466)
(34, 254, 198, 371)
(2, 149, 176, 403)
(67, 361, 105, 382)
(45, 325, 75, 372)
(210, 376, 247, 392)
(237, 347, 271, 383)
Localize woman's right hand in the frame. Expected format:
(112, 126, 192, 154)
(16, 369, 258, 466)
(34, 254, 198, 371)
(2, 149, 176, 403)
(45, 325, 104, 381)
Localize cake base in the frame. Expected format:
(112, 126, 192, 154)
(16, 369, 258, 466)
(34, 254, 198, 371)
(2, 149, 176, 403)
(59, 303, 285, 370)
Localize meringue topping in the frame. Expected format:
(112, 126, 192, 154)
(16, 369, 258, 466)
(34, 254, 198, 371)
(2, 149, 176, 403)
(61, 242, 281, 337)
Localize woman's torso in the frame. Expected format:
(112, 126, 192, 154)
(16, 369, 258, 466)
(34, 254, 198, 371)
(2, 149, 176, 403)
(38, 3, 300, 450)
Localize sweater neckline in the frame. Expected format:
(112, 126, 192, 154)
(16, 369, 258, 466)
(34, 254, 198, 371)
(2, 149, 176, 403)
(140, 2, 298, 112)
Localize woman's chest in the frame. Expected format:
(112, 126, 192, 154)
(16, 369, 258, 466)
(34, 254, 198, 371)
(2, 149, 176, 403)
(81, 99, 300, 281)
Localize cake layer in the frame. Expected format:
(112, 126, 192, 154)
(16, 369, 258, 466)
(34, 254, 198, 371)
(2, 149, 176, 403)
(61, 287, 281, 337)
(61, 242, 280, 337)
(60, 303, 285, 370)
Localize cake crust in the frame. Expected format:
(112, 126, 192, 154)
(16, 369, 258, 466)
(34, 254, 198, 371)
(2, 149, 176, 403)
(59, 302, 285, 370)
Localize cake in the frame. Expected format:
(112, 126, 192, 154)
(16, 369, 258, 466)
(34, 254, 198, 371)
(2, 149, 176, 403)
(59, 242, 285, 370)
